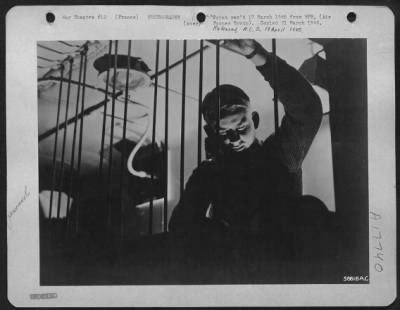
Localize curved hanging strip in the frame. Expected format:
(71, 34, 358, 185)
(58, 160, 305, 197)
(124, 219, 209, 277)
(126, 111, 152, 178)
(120, 96, 153, 179)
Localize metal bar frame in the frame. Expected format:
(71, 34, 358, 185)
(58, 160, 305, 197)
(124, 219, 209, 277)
(106, 40, 119, 232)
(73, 45, 89, 232)
(272, 39, 279, 133)
(149, 40, 160, 234)
(99, 41, 113, 176)
(119, 40, 132, 238)
(163, 40, 170, 232)
(66, 51, 84, 226)
(180, 40, 187, 197)
(197, 40, 204, 166)
(48, 63, 65, 219)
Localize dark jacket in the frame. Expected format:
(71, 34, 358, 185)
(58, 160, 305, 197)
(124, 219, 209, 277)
(169, 51, 322, 234)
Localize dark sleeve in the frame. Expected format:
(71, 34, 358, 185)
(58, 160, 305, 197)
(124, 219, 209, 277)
(168, 162, 215, 233)
(256, 52, 322, 171)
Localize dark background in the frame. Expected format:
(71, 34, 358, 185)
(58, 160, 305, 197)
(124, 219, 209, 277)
(1, 0, 399, 308)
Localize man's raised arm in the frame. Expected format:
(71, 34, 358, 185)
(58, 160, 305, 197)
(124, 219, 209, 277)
(222, 39, 322, 171)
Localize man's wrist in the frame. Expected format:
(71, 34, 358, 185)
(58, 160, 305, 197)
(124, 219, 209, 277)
(246, 43, 268, 67)
(245, 46, 259, 59)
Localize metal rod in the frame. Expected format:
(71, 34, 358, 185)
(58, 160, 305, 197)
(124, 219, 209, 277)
(37, 43, 66, 55)
(180, 40, 187, 197)
(272, 39, 279, 133)
(154, 84, 198, 102)
(150, 45, 210, 80)
(38, 92, 122, 142)
(104, 112, 147, 123)
(119, 40, 132, 239)
(121, 40, 131, 183)
(48, 64, 65, 219)
(58, 41, 79, 47)
(38, 55, 57, 62)
(60, 60, 74, 223)
(38, 76, 113, 95)
(66, 52, 84, 224)
(163, 40, 169, 232)
(99, 41, 113, 176)
(197, 40, 204, 166)
(216, 42, 221, 157)
(73, 45, 89, 232)
(106, 40, 119, 232)
(215, 41, 222, 208)
(55, 59, 74, 220)
(149, 40, 160, 235)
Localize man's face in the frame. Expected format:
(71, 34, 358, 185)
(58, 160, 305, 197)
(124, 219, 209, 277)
(216, 110, 257, 152)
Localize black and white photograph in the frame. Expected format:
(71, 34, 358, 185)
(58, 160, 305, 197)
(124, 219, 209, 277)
(6, 5, 396, 307)
(37, 38, 369, 285)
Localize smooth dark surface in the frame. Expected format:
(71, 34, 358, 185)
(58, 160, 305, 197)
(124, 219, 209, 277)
(325, 39, 369, 276)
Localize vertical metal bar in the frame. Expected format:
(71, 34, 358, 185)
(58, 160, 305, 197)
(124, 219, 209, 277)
(99, 41, 113, 176)
(216, 42, 221, 156)
(215, 41, 222, 208)
(180, 40, 187, 197)
(149, 40, 160, 235)
(120, 41, 131, 185)
(66, 52, 84, 227)
(55, 58, 74, 220)
(272, 38, 279, 133)
(163, 40, 169, 232)
(61, 59, 74, 223)
(73, 45, 89, 232)
(48, 64, 65, 220)
(106, 40, 119, 231)
(119, 40, 132, 238)
(197, 40, 204, 166)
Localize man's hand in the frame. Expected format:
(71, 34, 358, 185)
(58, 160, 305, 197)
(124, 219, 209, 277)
(221, 39, 258, 56)
(208, 39, 267, 66)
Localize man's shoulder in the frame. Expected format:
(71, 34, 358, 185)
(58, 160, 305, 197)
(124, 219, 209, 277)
(259, 134, 291, 168)
(259, 134, 278, 153)
(193, 158, 217, 176)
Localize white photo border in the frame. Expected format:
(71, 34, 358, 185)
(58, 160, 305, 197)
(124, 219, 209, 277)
(6, 5, 396, 307)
